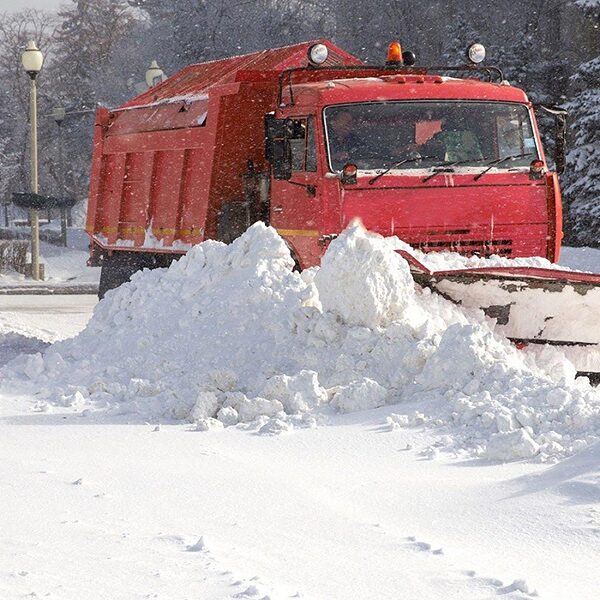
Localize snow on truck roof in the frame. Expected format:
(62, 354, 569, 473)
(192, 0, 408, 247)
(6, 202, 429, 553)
(290, 75, 529, 105)
(122, 40, 361, 109)
(120, 40, 527, 112)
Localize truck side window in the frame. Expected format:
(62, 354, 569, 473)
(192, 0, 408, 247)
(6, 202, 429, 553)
(290, 119, 307, 171)
(289, 117, 317, 172)
(497, 110, 536, 158)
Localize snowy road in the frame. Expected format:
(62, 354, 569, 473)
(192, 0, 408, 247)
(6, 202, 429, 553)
(0, 295, 97, 367)
(0, 295, 97, 340)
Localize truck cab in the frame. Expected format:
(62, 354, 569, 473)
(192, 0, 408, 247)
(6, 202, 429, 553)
(267, 62, 564, 269)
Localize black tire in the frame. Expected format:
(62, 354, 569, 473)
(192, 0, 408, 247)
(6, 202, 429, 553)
(98, 252, 141, 299)
(98, 252, 179, 299)
(217, 200, 252, 244)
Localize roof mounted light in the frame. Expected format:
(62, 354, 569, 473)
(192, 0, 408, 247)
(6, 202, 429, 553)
(386, 41, 403, 66)
(402, 51, 416, 66)
(467, 43, 486, 64)
(308, 43, 328, 66)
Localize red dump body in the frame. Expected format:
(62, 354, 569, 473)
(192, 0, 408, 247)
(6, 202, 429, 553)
(86, 40, 563, 270)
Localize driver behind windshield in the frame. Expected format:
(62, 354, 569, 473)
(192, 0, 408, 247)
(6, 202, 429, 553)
(328, 109, 372, 167)
(421, 113, 483, 163)
(328, 109, 414, 170)
(327, 105, 485, 171)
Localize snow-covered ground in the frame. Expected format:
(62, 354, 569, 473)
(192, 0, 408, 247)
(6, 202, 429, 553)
(560, 245, 600, 272)
(0, 295, 98, 366)
(0, 228, 100, 287)
(1, 228, 599, 599)
(2, 404, 599, 600)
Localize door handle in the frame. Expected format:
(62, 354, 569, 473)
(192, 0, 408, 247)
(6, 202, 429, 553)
(272, 206, 284, 213)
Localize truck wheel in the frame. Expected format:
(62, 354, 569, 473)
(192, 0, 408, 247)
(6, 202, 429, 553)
(98, 252, 144, 299)
(217, 200, 252, 243)
(98, 252, 180, 299)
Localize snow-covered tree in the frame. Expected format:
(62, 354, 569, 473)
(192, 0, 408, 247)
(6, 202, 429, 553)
(564, 0, 600, 245)
(0, 131, 19, 215)
(44, 0, 137, 209)
(52, 0, 135, 107)
(441, 10, 482, 65)
(0, 9, 57, 208)
(130, 0, 332, 72)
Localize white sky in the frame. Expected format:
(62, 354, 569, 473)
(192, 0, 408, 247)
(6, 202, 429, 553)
(0, 0, 62, 12)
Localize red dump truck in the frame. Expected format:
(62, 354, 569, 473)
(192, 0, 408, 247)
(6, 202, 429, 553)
(86, 39, 600, 378)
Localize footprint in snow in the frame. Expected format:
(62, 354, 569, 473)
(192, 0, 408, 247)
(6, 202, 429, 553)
(496, 579, 538, 596)
(403, 536, 444, 555)
(414, 541, 431, 551)
(152, 535, 284, 600)
(233, 584, 263, 598)
(461, 571, 537, 597)
(186, 536, 208, 552)
(153, 533, 189, 548)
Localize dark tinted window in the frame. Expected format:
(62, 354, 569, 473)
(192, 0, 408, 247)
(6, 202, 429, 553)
(324, 101, 538, 171)
(289, 117, 317, 172)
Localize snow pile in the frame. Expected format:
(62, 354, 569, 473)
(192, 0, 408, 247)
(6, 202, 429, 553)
(314, 226, 416, 328)
(3, 222, 600, 461)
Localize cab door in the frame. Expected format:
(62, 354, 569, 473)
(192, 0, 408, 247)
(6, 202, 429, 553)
(269, 116, 322, 268)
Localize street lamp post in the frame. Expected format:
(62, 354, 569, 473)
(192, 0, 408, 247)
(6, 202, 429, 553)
(145, 60, 165, 88)
(21, 40, 44, 280)
(51, 105, 67, 246)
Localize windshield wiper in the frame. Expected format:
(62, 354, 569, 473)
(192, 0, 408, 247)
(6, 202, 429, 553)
(473, 153, 535, 181)
(368, 154, 434, 185)
(422, 156, 494, 183)
(422, 160, 461, 183)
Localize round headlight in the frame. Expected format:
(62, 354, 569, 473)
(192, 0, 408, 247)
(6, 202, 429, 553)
(308, 43, 329, 66)
(467, 43, 486, 64)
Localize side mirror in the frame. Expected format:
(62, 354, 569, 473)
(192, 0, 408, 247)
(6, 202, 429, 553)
(264, 113, 292, 180)
(536, 105, 568, 175)
(554, 111, 567, 175)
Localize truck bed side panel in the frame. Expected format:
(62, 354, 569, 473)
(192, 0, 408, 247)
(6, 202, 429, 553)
(98, 153, 127, 244)
(148, 149, 185, 246)
(118, 152, 151, 244)
(91, 121, 216, 250)
(177, 148, 206, 244)
(86, 112, 109, 240)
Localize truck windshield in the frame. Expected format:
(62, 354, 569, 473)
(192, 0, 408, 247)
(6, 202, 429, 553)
(324, 101, 539, 172)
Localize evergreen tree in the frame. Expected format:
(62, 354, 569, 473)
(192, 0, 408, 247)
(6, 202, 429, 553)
(127, 0, 211, 72)
(52, 0, 135, 108)
(564, 1, 600, 245)
(130, 0, 332, 72)
(441, 11, 482, 65)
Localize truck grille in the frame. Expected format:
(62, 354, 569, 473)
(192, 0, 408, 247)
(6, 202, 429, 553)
(413, 239, 513, 257)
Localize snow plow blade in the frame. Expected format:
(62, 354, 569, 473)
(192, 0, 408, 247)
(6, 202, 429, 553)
(397, 250, 600, 380)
